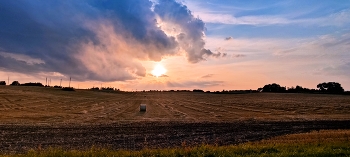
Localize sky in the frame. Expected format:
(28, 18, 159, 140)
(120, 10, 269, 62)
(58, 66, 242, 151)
(0, 0, 350, 91)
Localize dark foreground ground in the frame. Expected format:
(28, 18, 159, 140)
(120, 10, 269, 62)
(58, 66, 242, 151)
(1, 120, 350, 154)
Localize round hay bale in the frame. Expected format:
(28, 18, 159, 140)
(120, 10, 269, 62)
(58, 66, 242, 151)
(140, 104, 146, 112)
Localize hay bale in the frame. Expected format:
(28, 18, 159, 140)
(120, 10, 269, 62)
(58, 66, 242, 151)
(140, 104, 146, 112)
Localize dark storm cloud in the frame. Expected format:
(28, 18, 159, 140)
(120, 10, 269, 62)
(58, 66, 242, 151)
(154, 0, 223, 63)
(0, 0, 221, 81)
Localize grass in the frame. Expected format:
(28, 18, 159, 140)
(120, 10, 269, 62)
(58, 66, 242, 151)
(3, 129, 350, 157)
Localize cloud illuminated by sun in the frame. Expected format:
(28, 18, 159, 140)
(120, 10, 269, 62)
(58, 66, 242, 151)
(151, 63, 167, 77)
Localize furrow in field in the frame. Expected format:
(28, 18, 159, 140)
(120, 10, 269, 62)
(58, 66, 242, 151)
(165, 99, 244, 120)
(161, 100, 214, 121)
(156, 99, 190, 120)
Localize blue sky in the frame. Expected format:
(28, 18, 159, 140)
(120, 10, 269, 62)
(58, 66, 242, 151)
(0, 0, 349, 91)
(183, 0, 350, 90)
(186, 0, 350, 38)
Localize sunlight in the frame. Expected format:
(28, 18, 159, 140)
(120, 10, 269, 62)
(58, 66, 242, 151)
(151, 63, 167, 77)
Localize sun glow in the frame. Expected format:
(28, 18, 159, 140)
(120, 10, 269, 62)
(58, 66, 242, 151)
(151, 63, 167, 77)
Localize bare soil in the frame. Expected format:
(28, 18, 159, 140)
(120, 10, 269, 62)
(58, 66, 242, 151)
(1, 120, 350, 153)
(0, 86, 350, 153)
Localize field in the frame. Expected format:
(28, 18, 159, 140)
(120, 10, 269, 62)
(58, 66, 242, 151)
(8, 129, 350, 157)
(0, 86, 350, 153)
(1, 86, 349, 124)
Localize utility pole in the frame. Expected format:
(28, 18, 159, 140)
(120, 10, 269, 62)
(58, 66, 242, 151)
(8, 76, 9, 85)
(60, 79, 62, 87)
(69, 77, 71, 88)
(46, 77, 47, 86)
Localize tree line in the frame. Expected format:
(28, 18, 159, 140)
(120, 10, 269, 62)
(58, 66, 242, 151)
(258, 82, 346, 94)
(1, 80, 348, 95)
(0, 81, 44, 86)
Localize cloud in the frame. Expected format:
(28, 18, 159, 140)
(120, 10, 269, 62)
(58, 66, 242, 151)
(0, 0, 222, 82)
(0, 52, 45, 65)
(225, 37, 233, 40)
(194, 9, 350, 26)
(154, 0, 223, 63)
(159, 74, 169, 77)
(320, 62, 350, 78)
(201, 74, 214, 78)
(196, 12, 292, 25)
(232, 54, 247, 58)
(166, 80, 224, 88)
(148, 73, 169, 77)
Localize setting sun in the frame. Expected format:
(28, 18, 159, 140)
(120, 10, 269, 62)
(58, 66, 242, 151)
(151, 64, 167, 77)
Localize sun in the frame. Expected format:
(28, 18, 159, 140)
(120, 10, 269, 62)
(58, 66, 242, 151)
(151, 63, 167, 77)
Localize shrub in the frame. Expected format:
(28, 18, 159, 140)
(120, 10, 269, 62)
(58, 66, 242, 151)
(193, 89, 204, 92)
(62, 87, 75, 91)
(10, 81, 20, 86)
(21, 82, 44, 87)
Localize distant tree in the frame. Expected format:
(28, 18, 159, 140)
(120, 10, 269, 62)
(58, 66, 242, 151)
(10, 81, 20, 86)
(101, 87, 114, 91)
(21, 82, 44, 86)
(317, 82, 344, 94)
(0, 81, 5, 85)
(193, 89, 204, 92)
(62, 87, 75, 91)
(287, 85, 312, 93)
(91, 87, 99, 90)
(295, 85, 303, 91)
(262, 83, 286, 92)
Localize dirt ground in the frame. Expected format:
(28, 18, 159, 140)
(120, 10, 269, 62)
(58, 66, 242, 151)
(1, 120, 350, 153)
(0, 86, 350, 153)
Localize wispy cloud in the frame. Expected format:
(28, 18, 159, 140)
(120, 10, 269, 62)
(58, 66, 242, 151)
(319, 62, 350, 78)
(195, 10, 350, 26)
(198, 13, 292, 25)
(232, 54, 247, 58)
(225, 37, 233, 40)
(201, 74, 214, 78)
(166, 80, 224, 88)
(0, 51, 45, 65)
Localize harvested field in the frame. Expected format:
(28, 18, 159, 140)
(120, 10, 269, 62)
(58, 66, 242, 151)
(0, 86, 349, 124)
(0, 86, 349, 153)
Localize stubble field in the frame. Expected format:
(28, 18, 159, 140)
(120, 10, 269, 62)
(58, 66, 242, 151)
(0, 86, 349, 153)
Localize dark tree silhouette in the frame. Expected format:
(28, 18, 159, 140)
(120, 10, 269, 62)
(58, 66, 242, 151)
(317, 82, 344, 94)
(21, 82, 44, 86)
(62, 87, 75, 91)
(91, 87, 99, 90)
(262, 83, 286, 92)
(193, 89, 204, 92)
(287, 85, 311, 93)
(0, 81, 5, 85)
(295, 85, 303, 91)
(10, 81, 20, 86)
